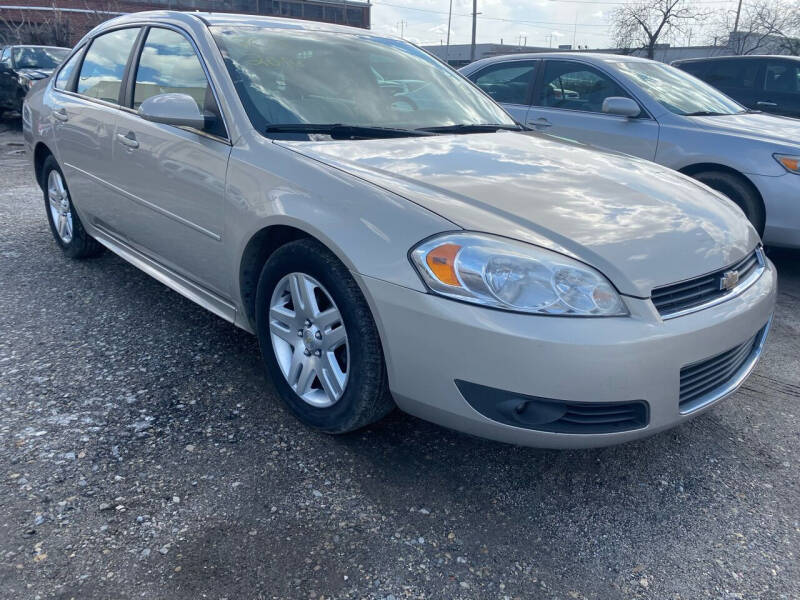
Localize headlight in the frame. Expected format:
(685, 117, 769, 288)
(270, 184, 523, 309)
(410, 232, 627, 316)
(774, 154, 800, 175)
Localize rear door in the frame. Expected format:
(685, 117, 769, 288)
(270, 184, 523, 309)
(527, 59, 659, 160)
(466, 60, 538, 124)
(109, 26, 232, 296)
(701, 58, 762, 111)
(50, 27, 142, 233)
(757, 59, 800, 118)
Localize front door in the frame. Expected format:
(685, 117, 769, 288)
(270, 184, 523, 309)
(527, 59, 659, 160)
(110, 26, 232, 297)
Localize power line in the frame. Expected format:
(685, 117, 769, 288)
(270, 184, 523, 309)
(370, 1, 611, 28)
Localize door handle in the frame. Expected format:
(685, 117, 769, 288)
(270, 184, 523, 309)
(117, 132, 139, 149)
(528, 117, 552, 129)
(756, 101, 777, 107)
(53, 108, 68, 122)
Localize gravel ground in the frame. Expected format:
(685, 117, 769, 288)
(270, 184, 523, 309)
(1, 115, 799, 600)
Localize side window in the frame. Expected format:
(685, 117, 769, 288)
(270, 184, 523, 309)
(705, 60, 759, 89)
(134, 28, 209, 111)
(678, 62, 707, 78)
(133, 28, 224, 136)
(470, 62, 537, 105)
(55, 50, 82, 90)
(537, 61, 631, 113)
(77, 28, 140, 103)
(765, 62, 800, 94)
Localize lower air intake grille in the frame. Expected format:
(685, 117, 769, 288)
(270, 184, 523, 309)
(679, 329, 762, 412)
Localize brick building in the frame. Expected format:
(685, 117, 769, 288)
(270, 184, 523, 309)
(0, 0, 370, 46)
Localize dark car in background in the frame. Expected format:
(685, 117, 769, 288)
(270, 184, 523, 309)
(673, 55, 800, 119)
(0, 45, 69, 115)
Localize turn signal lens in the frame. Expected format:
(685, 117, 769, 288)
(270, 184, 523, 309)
(774, 154, 800, 175)
(425, 243, 462, 287)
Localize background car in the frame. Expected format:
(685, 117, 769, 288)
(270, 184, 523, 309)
(461, 53, 800, 249)
(0, 45, 69, 115)
(673, 55, 800, 119)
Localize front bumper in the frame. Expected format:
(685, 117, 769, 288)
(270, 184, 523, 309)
(752, 172, 800, 248)
(356, 258, 777, 448)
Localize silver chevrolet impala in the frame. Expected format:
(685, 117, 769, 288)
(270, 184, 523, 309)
(23, 12, 776, 448)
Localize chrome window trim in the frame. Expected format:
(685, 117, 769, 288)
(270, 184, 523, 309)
(678, 315, 772, 415)
(658, 246, 767, 320)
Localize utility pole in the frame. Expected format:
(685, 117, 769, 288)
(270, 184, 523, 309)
(733, 0, 743, 32)
(398, 19, 407, 38)
(470, 0, 478, 63)
(445, 0, 453, 64)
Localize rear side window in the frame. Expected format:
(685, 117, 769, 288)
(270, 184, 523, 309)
(77, 28, 140, 103)
(55, 50, 82, 90)
(705, 60, 759, 89)
(471, 62, 537, 105)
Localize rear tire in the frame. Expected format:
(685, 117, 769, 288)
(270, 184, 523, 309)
(255, 238, 394, 433)
(692, 170, 765, 236)
(42, 156, 103, 259)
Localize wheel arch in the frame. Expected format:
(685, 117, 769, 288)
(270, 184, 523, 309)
(33, 142, 54, 190)
(678, 162, 764, 209)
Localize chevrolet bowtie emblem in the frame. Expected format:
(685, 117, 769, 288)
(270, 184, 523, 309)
(720, 269, 740, 291)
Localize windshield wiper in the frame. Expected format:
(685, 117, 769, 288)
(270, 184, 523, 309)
(264, 123, 435, 139)
(683, 111, 729, 117)
(416, 123, 524, 134)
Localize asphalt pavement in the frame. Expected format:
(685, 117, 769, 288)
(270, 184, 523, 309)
(1, 116, 799, 600)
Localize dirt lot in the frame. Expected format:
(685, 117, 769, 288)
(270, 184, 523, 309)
(1, 116, 799, 600)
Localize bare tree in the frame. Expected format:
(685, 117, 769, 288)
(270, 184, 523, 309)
(610, 0, 707, 59)
(709, 0, 800, 55)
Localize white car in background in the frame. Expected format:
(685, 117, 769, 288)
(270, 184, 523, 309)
(461, 53, 800, 249)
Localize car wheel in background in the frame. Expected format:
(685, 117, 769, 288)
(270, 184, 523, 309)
(255, 238, 395, 433)
(692, 170, 766, 237)
(42, 156, 103, 259)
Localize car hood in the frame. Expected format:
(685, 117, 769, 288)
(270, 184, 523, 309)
(688, 112, 800, 149)
(16, 67, 54, 79)
(276, 131, 759, 297)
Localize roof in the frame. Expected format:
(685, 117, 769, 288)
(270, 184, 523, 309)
(673, 54, 800, 63)
(102, 10, 377, 36)
(462, 52, 656, 72)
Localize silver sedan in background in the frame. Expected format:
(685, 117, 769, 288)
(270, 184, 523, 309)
(461, 53, 800, 248)
(23, 13, 775, 448)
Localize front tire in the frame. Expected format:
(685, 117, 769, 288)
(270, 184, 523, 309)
(255, 239, 394, 433)
(42, 156, 103, 259)
(692, 170, 765, 236)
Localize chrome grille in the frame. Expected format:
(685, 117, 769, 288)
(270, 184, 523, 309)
(679, 327, 764, 412)
(651, 248, 764, 319)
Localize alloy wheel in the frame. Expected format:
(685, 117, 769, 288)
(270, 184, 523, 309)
(47, 170, 73, 244)
(268, 272, 349, 408)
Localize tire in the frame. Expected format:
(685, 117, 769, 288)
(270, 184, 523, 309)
(255, 238, 394, 433)
(42, 155, 103, 259)
(692, 170, 765, 236)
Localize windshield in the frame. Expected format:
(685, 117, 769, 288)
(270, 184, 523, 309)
(613, 61, 746, 116)
(210, 26, 515, 136)
(12, 46, 69, 70)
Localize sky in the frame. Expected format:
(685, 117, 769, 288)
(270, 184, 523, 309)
(367, 0, 743, 50)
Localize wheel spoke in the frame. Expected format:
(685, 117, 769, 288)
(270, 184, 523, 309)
(319, 353, 345, 401)
(57, 213, 67, 238)
(63, 215, 73, 240)
(290, 273, 319, 319)
(270, 305, 300, 332)
(286, 345, 305, 388)
(295, 358, 317, 395)
(322, 325, 347, 352)
(316, 307, 342, 332)
(54, 172, 67, 197)
(269, 319, 297, 345)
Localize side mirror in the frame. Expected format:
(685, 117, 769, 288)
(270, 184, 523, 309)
(138, 93, 206, 129)
(602, 97, 641, 118)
